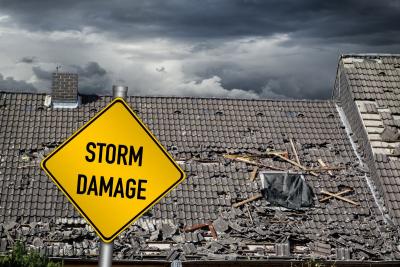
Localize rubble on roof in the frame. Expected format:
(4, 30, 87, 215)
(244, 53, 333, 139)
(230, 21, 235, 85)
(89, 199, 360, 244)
(0, 91, 400, 261)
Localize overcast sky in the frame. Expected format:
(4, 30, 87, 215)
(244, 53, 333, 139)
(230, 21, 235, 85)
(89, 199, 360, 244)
(0, 0, 399, 99)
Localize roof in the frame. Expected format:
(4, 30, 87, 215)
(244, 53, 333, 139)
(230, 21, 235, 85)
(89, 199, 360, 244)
(0, 91, 398, 262)
(334, 54, 400, 226)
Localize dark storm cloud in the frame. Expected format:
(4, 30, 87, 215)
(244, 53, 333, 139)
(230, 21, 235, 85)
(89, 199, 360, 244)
(0, 73, 36, 92)
(1, 0, 399, 45)
(32, 66, 52, 80)
(1, 0, 399, 99)
(19, 56, 37, 64)
(71, 62, 107, 78)
(32, 62, 111, 95)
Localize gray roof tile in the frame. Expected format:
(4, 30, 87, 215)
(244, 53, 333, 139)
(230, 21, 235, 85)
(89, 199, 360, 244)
(340, 54, 400, 227)
(0, 90, 397, 260)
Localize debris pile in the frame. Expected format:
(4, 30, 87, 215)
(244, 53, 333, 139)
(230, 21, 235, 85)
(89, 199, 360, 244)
(1, 92, 400, 262)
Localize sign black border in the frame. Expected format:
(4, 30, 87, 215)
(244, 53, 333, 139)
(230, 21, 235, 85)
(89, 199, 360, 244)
(41, 98, 185, 242)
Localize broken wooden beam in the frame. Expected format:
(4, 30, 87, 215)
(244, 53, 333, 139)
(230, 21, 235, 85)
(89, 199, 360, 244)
(320, 189, 359, 206)
(289, 138, 300, 165)
(319, 189, 352, 202)
(183, 223, 209, 232)
(270, 152, 319, 177)
(306, 166, 346, 172)
(232, 193, 263, 208)
(223, 154, 285, 171)
(317, 159, 333, 176)
(208, 223, 218, 240)
(246, 205, 254, 225)
(184, 222, 218, 240)
(249, 166, 259, 181)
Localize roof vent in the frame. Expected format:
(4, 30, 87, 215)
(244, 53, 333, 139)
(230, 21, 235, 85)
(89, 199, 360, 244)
(112, 85, 128, 99)
(51, 72, 80, 108)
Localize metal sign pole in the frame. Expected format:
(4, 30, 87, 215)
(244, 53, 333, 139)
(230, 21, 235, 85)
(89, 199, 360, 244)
(98, 241, 113, 267)
(98, 85, 128, 267)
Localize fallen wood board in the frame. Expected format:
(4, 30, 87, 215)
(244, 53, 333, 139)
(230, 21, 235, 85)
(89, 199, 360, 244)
(246, 205, 254, 225)
(289, 138, 300, 165)
(317, 159, 333, 176)
(270, 152, 319, 177)
(184, 222, 218, 240)
(223, 155, 285, 171)
(208, 223, 218, 240)
(319, 189, 352, 202)
(249, 166, 259, 181)
(306, 166, 346, 171)
(232, 193, 263, 208)
(320, 189, 359, 206)
(184, 223, 209, 232)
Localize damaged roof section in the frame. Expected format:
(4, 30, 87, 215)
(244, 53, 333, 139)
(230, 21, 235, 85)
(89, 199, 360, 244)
(0, 92, 398, 261)
(334, 54, 400, 225)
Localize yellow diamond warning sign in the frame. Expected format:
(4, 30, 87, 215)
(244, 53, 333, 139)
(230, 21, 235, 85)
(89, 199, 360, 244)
(41, 98, 185, 242)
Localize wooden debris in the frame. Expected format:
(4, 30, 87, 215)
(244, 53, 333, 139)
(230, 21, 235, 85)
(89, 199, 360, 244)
(232, 193, 263, 208)
(319, 189, 352, 202)
(223, 154, 284, 171)
(320, 189, 359, 206)
(249, 166, 259, 181)
(184, 222, 218, 240)
(317, 159, 333, 176)
(208, 223, 218, 240)
(306, 166, 346, 172)
(289, 138, 300, 165)
(270, 152, 319, 177)
(246, 205, 254, 225)
(184, 223, 209, 232)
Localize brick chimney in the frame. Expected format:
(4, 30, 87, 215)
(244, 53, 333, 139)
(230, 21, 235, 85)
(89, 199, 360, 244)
(51, 72, 80, 108)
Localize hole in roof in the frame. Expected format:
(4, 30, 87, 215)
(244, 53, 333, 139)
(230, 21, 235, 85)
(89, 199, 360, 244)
(394, 64, 400, 69)
(174, 110, 181, 114)
(378, 71, 386, 76)
(259, 172, 314, 210)
(90, 108, 97, 113)
(215, 111, 223, 116)
(133, 109, 140, 114)
(296, 113, 305, 118)
(337, 184, 352, 192)
(256, 112, 264, 117)
(327, 113, 335, 118)
(217, 191, 227, 196)
(36, 106, 44, 111)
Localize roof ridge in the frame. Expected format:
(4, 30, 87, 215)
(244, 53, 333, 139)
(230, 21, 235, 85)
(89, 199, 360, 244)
(0, 90, 333, 103)
(341, 53, 400, 58)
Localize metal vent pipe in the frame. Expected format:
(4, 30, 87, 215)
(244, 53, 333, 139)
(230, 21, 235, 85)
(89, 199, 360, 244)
(112, 85, 128, 100)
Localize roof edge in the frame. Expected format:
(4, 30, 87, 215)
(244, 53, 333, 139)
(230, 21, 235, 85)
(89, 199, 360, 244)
(340, 53, 400, 59)
(0, 90, 334, 104)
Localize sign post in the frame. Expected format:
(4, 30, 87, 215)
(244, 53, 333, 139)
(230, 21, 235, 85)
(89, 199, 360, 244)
(99, 240, 113, 267)
(41, 86, 185, 266)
